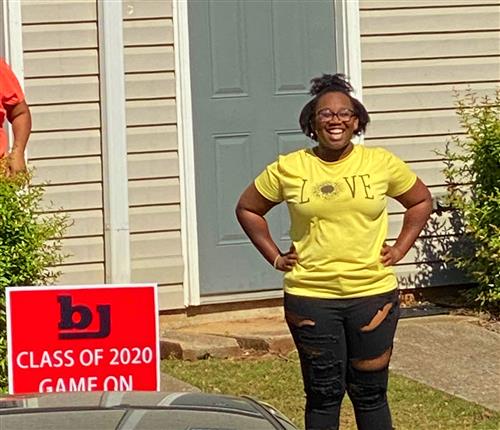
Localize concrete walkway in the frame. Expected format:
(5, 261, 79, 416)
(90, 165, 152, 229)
(391, 315, 499, 411)
(160, 313, 500, 412)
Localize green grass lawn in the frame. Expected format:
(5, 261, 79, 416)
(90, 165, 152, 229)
(162, 352, 500, 430)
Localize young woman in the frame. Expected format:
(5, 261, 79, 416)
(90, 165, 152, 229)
(0, 58, 31, 176)
(236, 74, 432, 430)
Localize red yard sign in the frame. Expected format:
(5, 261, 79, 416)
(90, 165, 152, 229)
(6, 284, 159, 394)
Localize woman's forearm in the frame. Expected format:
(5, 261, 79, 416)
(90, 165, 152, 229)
(236, 207, 281, 265)
(10, 103, 31, 154)
(394, 199, 432, 257)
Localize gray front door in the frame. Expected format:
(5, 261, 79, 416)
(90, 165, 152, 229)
(188, 0, 336, 296)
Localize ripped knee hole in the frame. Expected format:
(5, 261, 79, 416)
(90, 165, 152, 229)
(360, 302, 393, 332)
(285, 310, 315, 328)
(351, 348, 392, 372)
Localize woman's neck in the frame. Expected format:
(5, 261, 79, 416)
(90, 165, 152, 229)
(313, 142, 354, 162)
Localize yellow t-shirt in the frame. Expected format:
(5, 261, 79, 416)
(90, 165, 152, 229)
(254, 144, 417, 299)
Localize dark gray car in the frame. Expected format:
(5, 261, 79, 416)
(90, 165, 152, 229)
(0, 391, 298, 430)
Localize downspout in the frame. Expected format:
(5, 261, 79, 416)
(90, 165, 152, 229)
(98, 1, 131, 283)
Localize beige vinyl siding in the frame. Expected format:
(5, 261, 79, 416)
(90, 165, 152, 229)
(21, 0, 105, 285)
(359, 0, 500, 288)
(123, 0, 183, 310)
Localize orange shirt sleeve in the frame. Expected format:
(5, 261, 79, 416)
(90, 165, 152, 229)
(0, 58, 25, 107)
(0, 59, 25, 156)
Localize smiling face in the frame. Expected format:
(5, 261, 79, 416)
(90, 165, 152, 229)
(313, 91, 359, 161)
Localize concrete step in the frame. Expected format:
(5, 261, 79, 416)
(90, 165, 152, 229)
(160, 317, 295, 360)
(160, 331, 242, 361)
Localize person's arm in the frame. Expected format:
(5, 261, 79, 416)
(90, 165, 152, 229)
(380, 178, 432, 266)
(236, 183, 297, 271)
(5, 100, 31, 175)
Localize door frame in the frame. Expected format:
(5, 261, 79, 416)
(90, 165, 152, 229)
(174, 0, 363, 307)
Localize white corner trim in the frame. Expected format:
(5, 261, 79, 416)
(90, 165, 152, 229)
(334, 0, 363, 101)
(3, 0, 23, 84)
(0, 3, 4, 57)
(97, 1, 131, 283)
(173, 0, 201, 307)
(3, 0, 25, 155)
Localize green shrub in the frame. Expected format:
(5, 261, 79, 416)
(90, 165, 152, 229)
(439, 89, 500, 312)
(0, 168, 70, 390)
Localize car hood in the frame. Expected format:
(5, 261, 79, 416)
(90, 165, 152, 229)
(0, 391, 297, 430)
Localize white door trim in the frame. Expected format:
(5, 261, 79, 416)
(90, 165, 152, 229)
(334, 0, 363, 101)
(173, 0, 201, 307)
(176, 0, 362, 307)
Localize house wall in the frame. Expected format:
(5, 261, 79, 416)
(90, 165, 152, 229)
(359, 0, 500, 287)
(20, 0, 184, 309)
(16, 0, 499, 310)
(21, 0, 105, 285)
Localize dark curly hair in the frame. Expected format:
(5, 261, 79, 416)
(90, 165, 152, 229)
(299, 73, 370, 141)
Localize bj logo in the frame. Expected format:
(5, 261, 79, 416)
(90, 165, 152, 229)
(58, 296, 111, 339)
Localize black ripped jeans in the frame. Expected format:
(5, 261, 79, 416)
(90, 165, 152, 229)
(284, 289, 400, 430)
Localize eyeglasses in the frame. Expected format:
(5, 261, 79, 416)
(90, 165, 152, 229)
(315, 108, 355, 123)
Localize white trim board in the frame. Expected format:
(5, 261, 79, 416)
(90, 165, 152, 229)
(2, 0, 25, 156)
(200, 289, 284, 306)
(2, 0, 23, 82)
(1, 2, 5, 58)
(335, 0, 363, 100)
(176, 1, 363, 307)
